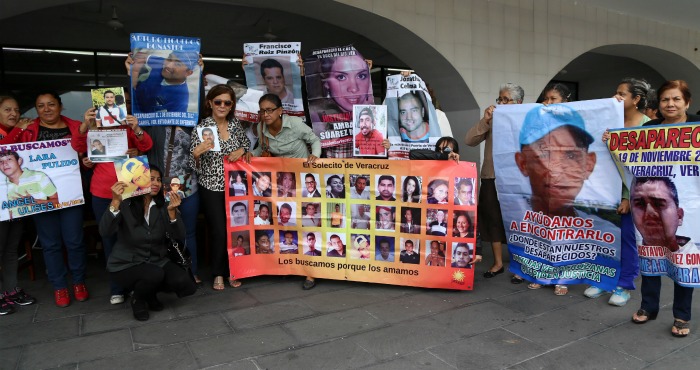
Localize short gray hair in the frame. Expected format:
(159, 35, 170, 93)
(499, 83, 525, 103)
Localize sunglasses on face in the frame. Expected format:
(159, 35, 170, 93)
(213, 100, 233, 107)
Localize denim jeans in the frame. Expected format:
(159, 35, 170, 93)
(618, 212, 639, 290)
(641, 275, 694, 321)
(33, 206, 86, 290)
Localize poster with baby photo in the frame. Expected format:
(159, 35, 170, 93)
(352, 105, 387, 157)
(197, 126, 221, 151)
(114, 155, 151, 199)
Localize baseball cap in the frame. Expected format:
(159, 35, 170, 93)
(170, 51, 198, 70)
(519, 104, 594, 146)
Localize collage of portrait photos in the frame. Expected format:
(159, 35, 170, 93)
(224, 158, 478, 290)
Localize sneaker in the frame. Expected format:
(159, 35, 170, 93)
(110, 295, 125, 305)
(5, 287, 36, 306)
(55, 288, 71, 307)
(608, 287, 631, 306)
(584, 285, 607, 298)
(0, 294, 16, 315)
(73, 283, 89, 302)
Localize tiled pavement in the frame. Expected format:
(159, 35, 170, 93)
(2, 246, 699, 370)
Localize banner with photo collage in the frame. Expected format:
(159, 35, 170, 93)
(224, 158, 478, 290)
(608, 122, 700, 287)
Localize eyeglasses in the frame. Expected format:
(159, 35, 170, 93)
(496, 97, 514, 104)
(213, 100, 233, 107)
(259, 107, 280, 115)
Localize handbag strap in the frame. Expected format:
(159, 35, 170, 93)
(258, 122, 270, 152)
(164, 127, 176, 177)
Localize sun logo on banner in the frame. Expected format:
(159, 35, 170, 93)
(452, 270, 465, 284)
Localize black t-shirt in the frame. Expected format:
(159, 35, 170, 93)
(37, 126, 70, 141)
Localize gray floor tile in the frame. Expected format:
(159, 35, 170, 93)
(429, 328, 546, 369)
(360, 350, 456, 370)
(0, 346, 22, 370)
(644, 338, 700, 369)
(363, 293, 460, 324)
(243, 280, 347, 304)
(170, 290, 258, 317)
(79, 343, 198, 370)
(188, 326, 298, 367)
(222, 299, 318, 330)
(349, 318, 462, 361)
(430, 300, 527, 335)
(20, 329, 133, 369)
(82, 305, 178, 334)
(301, 288, 395, 313)
(588, 313, 696, 363)
(283, 308, 387, 343)
(131, 313, 231, 348)
(504, 308, 610, 349)
(0, 316, 78, 349)
(509, 339, 645, 370)
(494, 287, 587, 316)
(255, 340, 377, 370)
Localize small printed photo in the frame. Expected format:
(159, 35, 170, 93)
(301, 202, 321, 227)
(399, 207, 421, 234)
(349, 174, 371, 199)
(375, 205, 395, 231)
(375, 174, 396, 201)
(229, 171, 248, 197)
(90, 138, 107, 156)
(351, 204, 371, 230)
(454, 177, 476, 206)
(353, 105, 388, 157)
(424, 240, 446, 267)
(327, 202, 345, 228)
(254, 201, 273, 225)
(114, 155, 151, 199)
(399, 238, 420, 264)
(427, 178, 450, 205)
(426, 208, 448, 236)
(164, 176, 188, 202)
(350, 234, 372, 260)
(301, 173, 322, 198)
(451, 242, 474, 269)
(254, 229, 275, 254)
(197, 126, 221, 151)
(375, 236, 395, 262)
(229, 200, 249, 227)
(400, 176, 422, 203)
(276, 172, 296, 197)
(325, 174, 345, 199)
(252, 172, 272, 197)
(303, 231, 322, 256)
(277, 201, 297, 226)
(453, 210, 476, 238)
(326, 233, 347, 258)
(278, 230, 299, 254)
(91, 87, 127, 128)
(230, 231, 251, 257)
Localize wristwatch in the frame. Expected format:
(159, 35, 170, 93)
(135, 130, 144, 137)
(109, 204, 118, 213)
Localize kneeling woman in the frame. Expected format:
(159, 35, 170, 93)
(99, 165, 197, 321)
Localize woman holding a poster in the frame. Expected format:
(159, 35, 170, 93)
(0, 96, 37, 313)
(82, 110, 153, 305)
(631, 80, 700, 337)
(0, 92, 90, 308)
(190, 85, 250, 291)
(252, 93, 321, 289)
(100, 165, 196, 321)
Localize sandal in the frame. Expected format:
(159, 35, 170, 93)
(228, 277, 242, 288)
(632, 309, 658, 324)
(194, 275, 203, 286)
(511, 275, 524, 284)
(554, 285, 568, 296)
(212, 276, 225, 291)
(528, 283, 543, 290)
(672, 319, 690, 337)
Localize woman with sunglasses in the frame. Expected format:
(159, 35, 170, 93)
(252, 93, 321, 289)
(189, 84, 250, 291)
